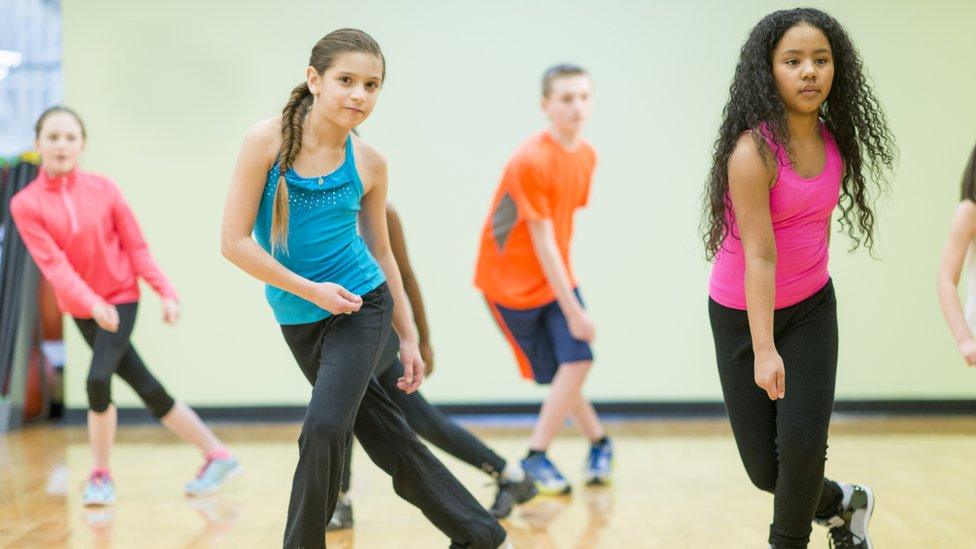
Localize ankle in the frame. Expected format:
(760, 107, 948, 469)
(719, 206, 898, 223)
(205, 447, 231, 461)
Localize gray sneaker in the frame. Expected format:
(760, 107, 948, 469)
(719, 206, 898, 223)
(817, 483, 874, 548)
(81, 471, 116, 507)
(326, 492, 354, 531)
(184, 456, 243, 496)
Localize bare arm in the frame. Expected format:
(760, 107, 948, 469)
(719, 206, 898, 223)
(937, 200, 976, 366)
(357, 144, 424, 392)
(727, 133, 782, 399)
(220, 119, 361, 315)
(526, 219, 589, 338)
(386, 204, 434, 372)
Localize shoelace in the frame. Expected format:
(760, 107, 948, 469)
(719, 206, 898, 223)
(589, 449, 610, 471)
(80, 470, 111, 493)
(827, 525, 859, 548)
(195, 458, 216, 480)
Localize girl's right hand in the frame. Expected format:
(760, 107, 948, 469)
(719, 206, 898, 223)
(91, 302, 120, 333)
(308, 282, 363, 315)
(958, 339, 976, 366)
(754, 349, 786, 400)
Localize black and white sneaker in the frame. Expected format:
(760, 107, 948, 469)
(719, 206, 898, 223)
(489, 474, 539, 519)
(326, 492, 354, 531)
(816, 483, 874, 548)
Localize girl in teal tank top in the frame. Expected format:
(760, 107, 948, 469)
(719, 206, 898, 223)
(254, 134, 386, 325)
(219, 28, 507, 549)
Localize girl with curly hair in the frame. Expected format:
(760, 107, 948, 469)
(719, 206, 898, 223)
(702, 8, 895, 549)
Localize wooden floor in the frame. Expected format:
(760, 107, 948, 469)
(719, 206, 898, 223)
(2, 416, 976, 548)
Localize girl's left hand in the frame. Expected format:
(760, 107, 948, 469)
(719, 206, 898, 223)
(397, 339, 425, 393)
(162, 298, 181, 325)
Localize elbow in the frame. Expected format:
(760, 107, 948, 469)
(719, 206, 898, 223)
(220, 235, 239, 263)
(745, 251, 777, 269)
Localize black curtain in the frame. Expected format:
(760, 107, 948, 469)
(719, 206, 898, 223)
(0, 160, 40, 397)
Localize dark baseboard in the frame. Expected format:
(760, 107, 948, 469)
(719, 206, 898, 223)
(58, 399, 976, 425)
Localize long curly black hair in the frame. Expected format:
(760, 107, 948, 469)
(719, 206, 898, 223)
(701, 8, 896, 260)
(960, 141, 976, 202)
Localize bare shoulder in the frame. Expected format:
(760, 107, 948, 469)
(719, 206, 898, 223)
(352, 135, 388, 186)
(954, 199, 976, 228)
(729, 132, 775, 187)
(244, 116, 283, 165)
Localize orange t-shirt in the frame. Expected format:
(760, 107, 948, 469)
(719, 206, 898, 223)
(474, 131, 596, 309)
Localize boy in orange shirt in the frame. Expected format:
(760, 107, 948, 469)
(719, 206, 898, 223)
(475, 64, 611, 494)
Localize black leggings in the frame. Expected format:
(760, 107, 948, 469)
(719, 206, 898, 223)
(709, 281, 843, 549)
(73, 302, 175, 418)
(279, 283, 505, 549)
(340, 333, 507, 493)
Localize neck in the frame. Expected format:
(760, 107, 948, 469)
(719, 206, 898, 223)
(785, 110, 820, 142)
(548, 126, 582, 150)
(42, 164, 75, 179)
(306, 106, 350, 150)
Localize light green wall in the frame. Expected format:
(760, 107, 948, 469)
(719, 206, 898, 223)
(62, 0, 976, 408)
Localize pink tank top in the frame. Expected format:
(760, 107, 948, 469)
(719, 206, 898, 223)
(709, 122, 842, 310)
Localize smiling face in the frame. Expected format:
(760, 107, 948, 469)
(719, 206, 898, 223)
(307, 51, 384, 130)
(771, 23, 835, 117)
(35, 110, 86, 177)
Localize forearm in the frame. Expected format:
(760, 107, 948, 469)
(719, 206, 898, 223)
(401, 271, 430, 344)
(221, 236, 315, 301)
(375, 252, 418, 342)
(938, 277, 974, 344)
(530, 231, 582, 317)
(744, 257, 777, 353)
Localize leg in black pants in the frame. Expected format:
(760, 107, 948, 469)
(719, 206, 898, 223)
(340, 336, 508, 491)
(709, 281, 843, 548)
(280, 284, 505, 549)
(74, 302, 175, 418)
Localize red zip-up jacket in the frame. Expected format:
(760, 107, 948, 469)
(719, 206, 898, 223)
(10, 167, 178, 318)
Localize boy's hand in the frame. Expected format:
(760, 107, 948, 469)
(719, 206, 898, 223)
(568, 309, 595, 343)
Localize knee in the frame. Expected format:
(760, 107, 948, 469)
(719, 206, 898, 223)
(745, 466, 777, 493)
(145, 387, 175, 419)
(301, 414, 348, 447)
(776, 432, 827, 470)
(86, 372, 112, 412)
(130, 377, 174, 419)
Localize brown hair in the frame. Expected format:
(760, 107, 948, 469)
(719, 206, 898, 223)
(271, 28, 385, 251)
(961, 141, 976, 203)
(541, 64, 588, 97)
(35, 106, 87, 139)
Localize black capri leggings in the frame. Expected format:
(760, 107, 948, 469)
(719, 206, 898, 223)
(709, 280, 843, 548)
(73, 301, 175, 418)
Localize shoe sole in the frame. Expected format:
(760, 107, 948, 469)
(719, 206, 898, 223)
(82, 497, 115, 507)
(533, 483, 572, 496)
(516, 485, 540, 504)
(184, 464, 245, 497)
(856, 486, 875, 549)
(325, 520, 353, 532)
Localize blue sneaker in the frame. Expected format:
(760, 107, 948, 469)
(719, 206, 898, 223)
(584, 438, 613, 486)
(184, 456, 243, 496)
(81, 471, 116, 507)
(521, 454, 571, 495)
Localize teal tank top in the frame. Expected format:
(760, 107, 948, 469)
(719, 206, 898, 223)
(254, 136, 386, 324)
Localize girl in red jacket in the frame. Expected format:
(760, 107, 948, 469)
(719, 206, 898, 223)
(10, 106, 240, 506)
